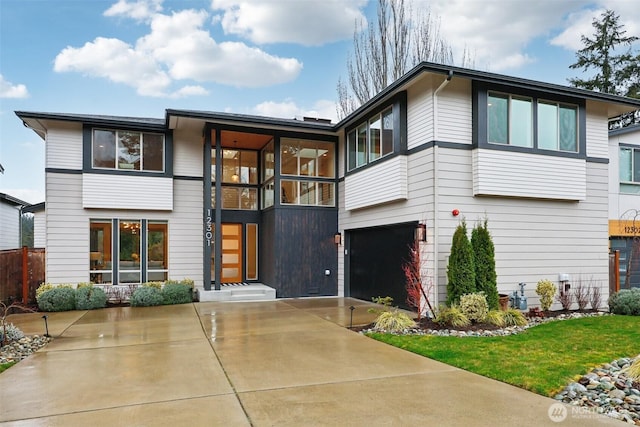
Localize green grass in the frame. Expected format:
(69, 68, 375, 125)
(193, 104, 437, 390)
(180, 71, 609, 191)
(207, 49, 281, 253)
(368, 315, 640, 396)
(0, 362, 16, 373)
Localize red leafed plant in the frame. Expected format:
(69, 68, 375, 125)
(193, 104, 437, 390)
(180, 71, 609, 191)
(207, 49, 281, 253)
(403, 241, 435, 320)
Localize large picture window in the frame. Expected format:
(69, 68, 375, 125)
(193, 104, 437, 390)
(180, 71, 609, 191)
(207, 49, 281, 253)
(89, 219, 168, 284)
(348, 107, 394, 171)
(280, 138, 334, 178)
(484, 90, 580, 154)
(92, 129, 164, 171)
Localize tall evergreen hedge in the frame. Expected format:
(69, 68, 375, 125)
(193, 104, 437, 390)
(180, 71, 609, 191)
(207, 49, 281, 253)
(446, 220, 476, 306)
(471, 218, 499, 310)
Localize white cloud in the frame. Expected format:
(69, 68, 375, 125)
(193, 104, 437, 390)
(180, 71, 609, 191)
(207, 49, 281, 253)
(211, 0, 367, 46)
(429, 0, 589, 71)
(53, 5, 303, 97)
(137, 9, 302, 86)
(54, 37, 172, 97)
(104, 0, 163, 21)
(0, 75, 29, 98)
(253, 99, 337, 123)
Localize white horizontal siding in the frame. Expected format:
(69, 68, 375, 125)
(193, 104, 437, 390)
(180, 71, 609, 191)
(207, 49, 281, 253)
(82, 174, 173, 210)
(46, 122, 82, 170)
(45, 172, 88, 284)
(173, 128, 203, 177)
(435, 147, 608, 307)
(473, 149, 587, 200)
(407, 74, 434, 150)
(586, 100, 610, 159)
(44, 172, 203, 287)
(0, 202, 20, 250)
(437, 78, 472, 144)
(33, 210, 46, 248)
(344, 156, 408, 211)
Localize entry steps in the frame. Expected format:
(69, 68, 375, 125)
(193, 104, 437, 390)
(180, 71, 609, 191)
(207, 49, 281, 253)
(197, 283, 276, 302)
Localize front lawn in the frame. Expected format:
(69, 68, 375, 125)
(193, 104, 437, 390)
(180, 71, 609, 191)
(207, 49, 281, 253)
(368, 315, 640, 396)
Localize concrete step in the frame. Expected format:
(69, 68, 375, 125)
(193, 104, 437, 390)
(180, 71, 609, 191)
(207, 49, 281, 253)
(198, 283, 276, 302)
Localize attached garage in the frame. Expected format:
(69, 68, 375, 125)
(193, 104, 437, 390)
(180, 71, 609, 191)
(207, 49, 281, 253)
(346, 222, 415, 309)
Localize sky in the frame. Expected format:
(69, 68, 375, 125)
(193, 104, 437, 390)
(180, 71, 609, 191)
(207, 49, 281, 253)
(1, 0, 639, 204)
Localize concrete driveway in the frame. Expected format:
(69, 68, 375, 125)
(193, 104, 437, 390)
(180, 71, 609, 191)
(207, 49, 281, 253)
(0, 298, 624, 426)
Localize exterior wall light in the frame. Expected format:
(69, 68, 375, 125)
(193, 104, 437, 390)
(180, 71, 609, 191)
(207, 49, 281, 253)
(415, 223, 427, 242)
(334, 232, 342, 245)
(452, 209, 460, 217)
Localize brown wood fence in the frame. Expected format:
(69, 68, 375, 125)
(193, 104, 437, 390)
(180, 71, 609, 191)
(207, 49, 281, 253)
(609, 250, 620, 296)
(0, 247, 45, 304)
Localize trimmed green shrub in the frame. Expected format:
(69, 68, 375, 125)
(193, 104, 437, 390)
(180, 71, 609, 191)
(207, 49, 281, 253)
(0, 322, 25, 343)
(502, 308, 528, 327)
(37, 287, 76, 312)
(435, 305, 471, 328)
(372, 309, 416, 332)
(608, 289, 640, 315)
(471, 219, 499, 310)
(536, 279, 557, 311)
(447, 220, 476, 306)
(459, 292, 489, 323)
(75, 286, 107, 310)
(162, 283, 193, 305)
(130, 286, 164, 307)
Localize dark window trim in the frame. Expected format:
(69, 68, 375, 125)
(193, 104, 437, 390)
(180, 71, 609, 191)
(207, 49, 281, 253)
(82, 124, 173, 177)
(344, 91, 407, 176)
(473, 82, 586, 160)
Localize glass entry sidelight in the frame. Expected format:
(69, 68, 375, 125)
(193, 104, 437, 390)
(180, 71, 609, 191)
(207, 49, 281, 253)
(221, 223, 243, 283)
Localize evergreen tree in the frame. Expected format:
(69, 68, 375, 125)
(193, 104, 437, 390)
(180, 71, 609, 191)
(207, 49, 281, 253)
(568, 9, 639, 98)
(446, 220, 475, 306)
(471, 218, 499, 310)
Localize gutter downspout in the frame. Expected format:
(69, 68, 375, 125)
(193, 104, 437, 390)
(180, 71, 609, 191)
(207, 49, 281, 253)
(432, 70, 453, 309)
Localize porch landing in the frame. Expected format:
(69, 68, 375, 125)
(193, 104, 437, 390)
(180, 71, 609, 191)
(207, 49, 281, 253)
(197, 283, 276, 302)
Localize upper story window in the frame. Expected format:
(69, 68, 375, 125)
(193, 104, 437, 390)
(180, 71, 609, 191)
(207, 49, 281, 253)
(348, 107, 394, 171)
(280, 138, 335, 178)
(620, 146, 640, 194)
(92, 129, 164, 172)
(476, 84, 585, 157)
(487, 91, 578, 153)
(211, 149, 258, 184)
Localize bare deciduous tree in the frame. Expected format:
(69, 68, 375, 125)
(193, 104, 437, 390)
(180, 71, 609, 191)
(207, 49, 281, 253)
(337, 0, 472, 119)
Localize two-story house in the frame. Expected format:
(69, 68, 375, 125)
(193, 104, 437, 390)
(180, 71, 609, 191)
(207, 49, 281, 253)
(17, 63, 640, 308)
(609, 120, 640, 291)
(0, 192, 28, 250)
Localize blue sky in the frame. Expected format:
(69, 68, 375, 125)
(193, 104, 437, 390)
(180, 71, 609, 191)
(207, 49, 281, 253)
(1, 0, 639, 204)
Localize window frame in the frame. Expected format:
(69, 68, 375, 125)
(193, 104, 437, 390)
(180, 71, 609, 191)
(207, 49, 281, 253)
(83, 125, 171, 177)
(347, 107, 396, 172)
(619, 145, 640, 193)
(92, 129, 166, 172)
(474, 82, 586, 159)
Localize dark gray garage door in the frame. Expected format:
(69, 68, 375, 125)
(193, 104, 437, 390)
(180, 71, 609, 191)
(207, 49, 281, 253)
(347, 223, 415, 310)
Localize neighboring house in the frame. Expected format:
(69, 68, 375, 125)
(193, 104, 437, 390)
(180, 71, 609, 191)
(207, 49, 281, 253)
(0, 193, 28, 250)
(609, 123, 640, 290)
(15, 63, 640, 308)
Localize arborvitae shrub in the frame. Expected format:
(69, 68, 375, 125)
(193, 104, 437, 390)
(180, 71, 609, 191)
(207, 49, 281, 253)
(471, 219, 499, 310)
(447, 220, 476, 306)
